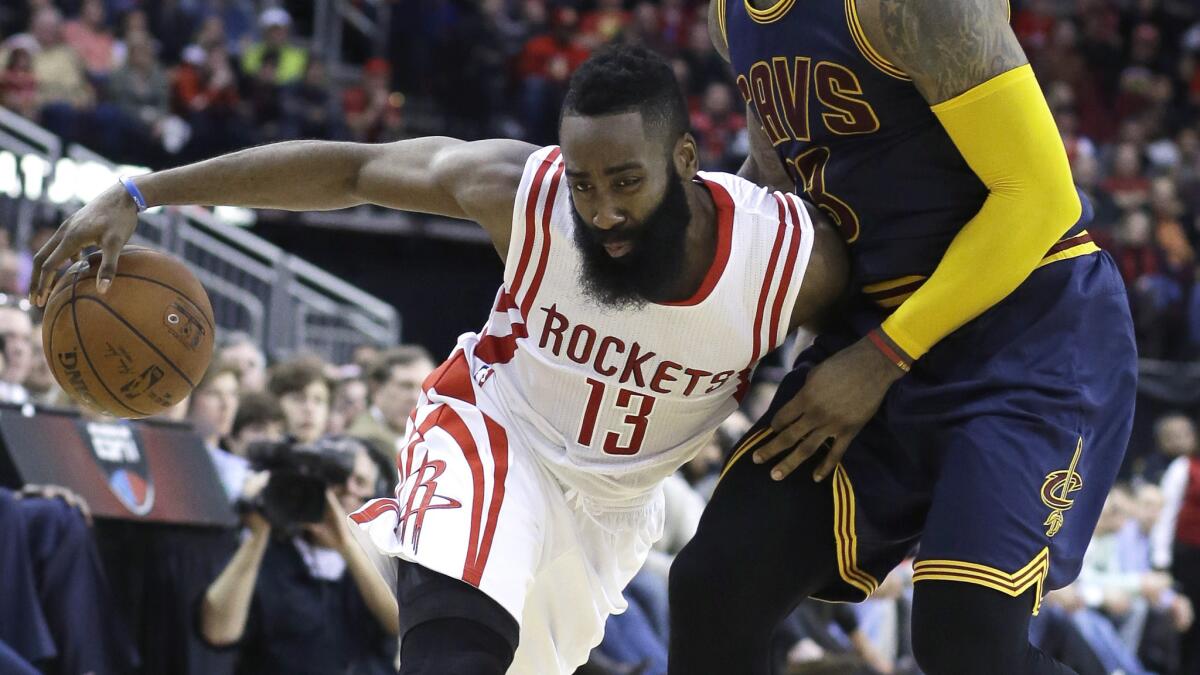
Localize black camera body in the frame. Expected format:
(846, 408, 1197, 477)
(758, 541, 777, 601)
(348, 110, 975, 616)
(244, 436, 358, 529)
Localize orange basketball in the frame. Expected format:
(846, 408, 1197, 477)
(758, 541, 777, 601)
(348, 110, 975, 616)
(42, 246, 215, 418)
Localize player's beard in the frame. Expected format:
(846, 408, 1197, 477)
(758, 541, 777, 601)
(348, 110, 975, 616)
(571, 168, 692, 310)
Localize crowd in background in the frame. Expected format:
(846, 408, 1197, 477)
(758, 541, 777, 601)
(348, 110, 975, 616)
(2, 0, 1200, 673)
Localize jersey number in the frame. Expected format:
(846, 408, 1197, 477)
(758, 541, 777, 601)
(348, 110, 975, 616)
(576, 378, 656, 455)
(790, 147, 861, 243)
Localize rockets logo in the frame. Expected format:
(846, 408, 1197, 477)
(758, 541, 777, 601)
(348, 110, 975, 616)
(397, 453, 462, 554)
(1041, 437, 1084, 538)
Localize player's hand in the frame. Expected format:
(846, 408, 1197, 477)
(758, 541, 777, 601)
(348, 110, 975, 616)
(30, 183, 139, 306)
(304, 489, 352, 552)
(753, 337, 904, 482)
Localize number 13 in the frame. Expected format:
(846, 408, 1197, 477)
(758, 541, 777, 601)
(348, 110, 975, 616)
(576, 378, 656, 455)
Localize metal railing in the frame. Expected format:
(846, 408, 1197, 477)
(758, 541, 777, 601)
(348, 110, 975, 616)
(0, 107, 399, 363)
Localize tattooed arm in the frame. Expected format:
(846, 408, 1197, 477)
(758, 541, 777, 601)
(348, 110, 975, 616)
(855, 0, 1025, 105)
(846, 0, 1082, 365)
(754, 0, 1085, 482)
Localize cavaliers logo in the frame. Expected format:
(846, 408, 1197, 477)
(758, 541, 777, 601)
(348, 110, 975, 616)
(1041, 437, 1084, 537)
(84, 421, 155, 516)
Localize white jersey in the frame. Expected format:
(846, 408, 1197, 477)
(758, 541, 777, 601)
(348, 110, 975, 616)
(464, 145, 814, 506)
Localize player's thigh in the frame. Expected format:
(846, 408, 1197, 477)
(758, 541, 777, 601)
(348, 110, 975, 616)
(676, 368, 840, 615)
(353, 399, 550, 626)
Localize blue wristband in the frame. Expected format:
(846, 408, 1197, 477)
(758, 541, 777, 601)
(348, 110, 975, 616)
(118, 176, 148, 212)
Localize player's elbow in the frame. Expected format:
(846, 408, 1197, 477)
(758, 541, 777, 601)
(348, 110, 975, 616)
(199, 592, 244, 647)
(1039, 178, 1082, 234)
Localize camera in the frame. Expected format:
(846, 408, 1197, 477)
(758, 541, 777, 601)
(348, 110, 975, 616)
(243, 436, 359, 529)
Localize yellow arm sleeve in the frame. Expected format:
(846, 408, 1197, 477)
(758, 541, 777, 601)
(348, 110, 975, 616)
(879, 65, 1082, 361)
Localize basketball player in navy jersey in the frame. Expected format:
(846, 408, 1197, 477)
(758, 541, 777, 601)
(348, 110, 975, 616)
(668, 2, 1137, 674)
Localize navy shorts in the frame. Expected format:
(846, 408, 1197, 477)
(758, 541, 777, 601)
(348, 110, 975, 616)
(725, 251, 1137, 612)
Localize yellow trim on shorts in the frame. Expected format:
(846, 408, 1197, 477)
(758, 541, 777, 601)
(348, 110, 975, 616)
(832, 465, 880, 598)
(1035, 242, 1100, 270)
(716, 0, 728, 49)
(718, 428, 770, 483)
(912, 547, 1051, 615)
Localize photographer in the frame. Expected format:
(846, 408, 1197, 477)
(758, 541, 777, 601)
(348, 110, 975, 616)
(198, 435, 399, 673)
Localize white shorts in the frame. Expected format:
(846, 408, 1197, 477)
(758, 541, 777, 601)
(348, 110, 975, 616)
(351, 349, 665, 674)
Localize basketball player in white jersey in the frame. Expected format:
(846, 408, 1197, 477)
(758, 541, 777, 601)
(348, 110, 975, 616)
(31, 46, 847, 674)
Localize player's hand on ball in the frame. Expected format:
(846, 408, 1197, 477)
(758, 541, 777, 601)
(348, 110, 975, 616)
(753, 337, 904, 482)
(30, 183, 139, 306)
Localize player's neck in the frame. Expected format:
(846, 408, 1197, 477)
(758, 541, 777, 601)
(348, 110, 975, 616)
(647, 179, 718, 303)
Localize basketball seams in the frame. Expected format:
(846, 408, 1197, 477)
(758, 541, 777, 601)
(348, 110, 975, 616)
(112, 272, 216, 332)
(68, 270, 151, 417)
(74, 296, 199, 390)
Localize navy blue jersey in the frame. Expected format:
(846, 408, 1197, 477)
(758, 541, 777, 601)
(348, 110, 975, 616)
(721, 0, 992, 289)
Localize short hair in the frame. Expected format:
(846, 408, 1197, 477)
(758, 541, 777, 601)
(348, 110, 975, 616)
(267, 358, 331, 399)
(561, 44, 688, 145)
(232, 390, 285, 437)
(366, 345, 434, 388)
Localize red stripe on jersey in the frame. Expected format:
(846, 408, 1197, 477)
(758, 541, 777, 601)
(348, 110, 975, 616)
(474, 324, 529, 365)
(733, 368, 752, 403)
(659, 179, 735, 306)
(519, 159, 566, 318)
(469, 415, 509, 585)
(511, 148, 561, 307)
(768, 197, 804, 350)
(422, 350, 475, 406)
(494, 288, 520, 314)
(435, 405, 488, 587)
(349, 498, 399, 525)
(752, 195, 789, 363)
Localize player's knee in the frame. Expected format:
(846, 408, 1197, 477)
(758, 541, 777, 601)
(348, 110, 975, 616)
(667, 541, 715, 614)
(400, 618, 513, 675)
(911, 581, 1035, 675)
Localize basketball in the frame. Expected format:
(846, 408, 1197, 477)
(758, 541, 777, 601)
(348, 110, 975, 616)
(42, 246, 215, 418)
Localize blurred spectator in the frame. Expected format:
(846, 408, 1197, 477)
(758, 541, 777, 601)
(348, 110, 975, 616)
(106, 31, 177, 163)
(171, 42, 247, 159)
(0, 37, 39, 120)
(342, 57, 404, 143)
(348, 345, 434, 458)
(204, 0, 255, 56)
(25, 323, 59, 406)
(580, 0, 629, 49)
(690, 81, 746, 172)
(61, 0, 114, 78)
(218, 332, 266, 392)
(283, 59, 345, 140)
(1154, 428, 1200, 674)
(240, 8, 306, 85)
(227, 389, 286, 458)
(29, 7, 93, 110)
(188, 363, 245, 501)
(199, 438, 398, 672)
(329, 375, 367, 436)
(1104, 143, 1152, 212)
(0, 305, 33, 404)
(516, 6, 591, 144)
(268, 358, 331, 445)
(243, 49, 284, 142)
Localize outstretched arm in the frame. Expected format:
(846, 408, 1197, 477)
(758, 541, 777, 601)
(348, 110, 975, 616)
(31, 137, 536, 302)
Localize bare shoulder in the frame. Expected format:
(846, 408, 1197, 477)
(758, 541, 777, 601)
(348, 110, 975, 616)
(853, 0, 1026, 104)
(438, 138, 538, 196)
